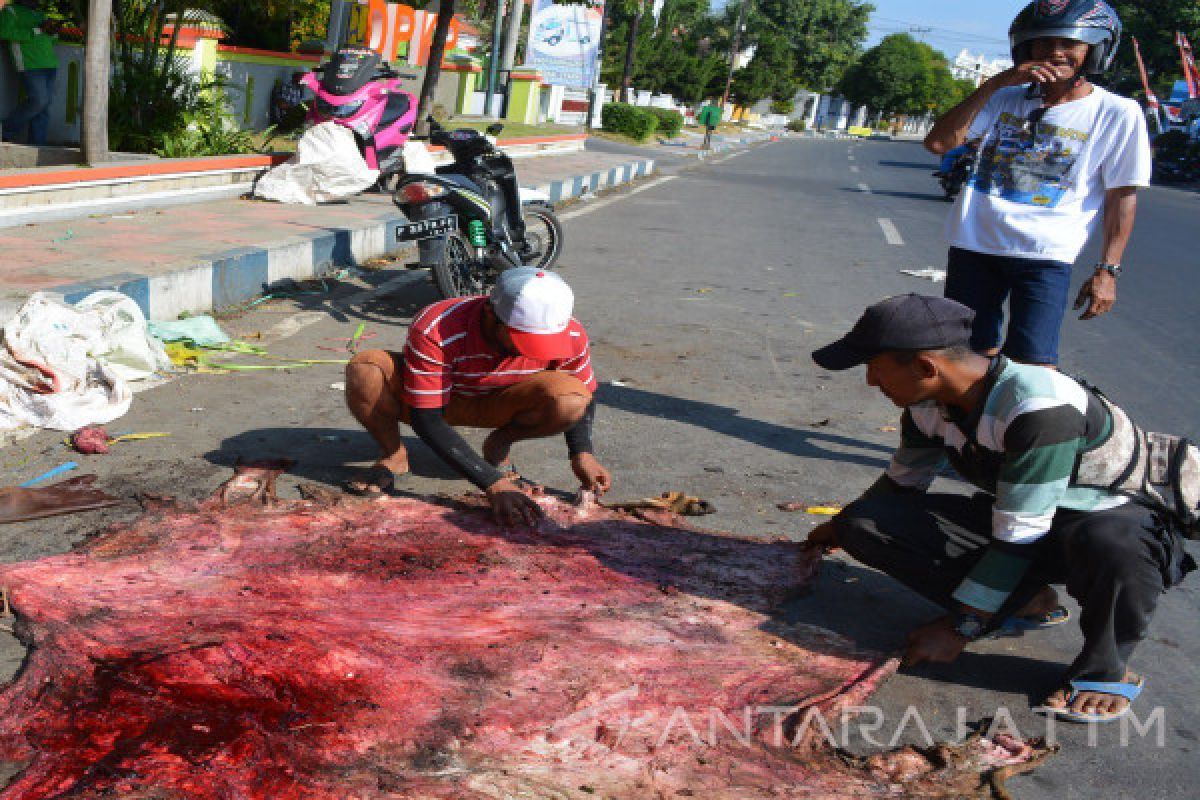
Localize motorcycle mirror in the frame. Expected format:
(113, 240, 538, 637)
(486, 123, 504, 136)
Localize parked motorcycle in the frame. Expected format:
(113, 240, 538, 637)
(392, 117, 564, 298)
(300, 46, 419, 188)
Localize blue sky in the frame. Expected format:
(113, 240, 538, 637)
(865, 0, 1027, 62)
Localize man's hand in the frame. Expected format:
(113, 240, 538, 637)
(485, 477, 545, 527)
(988, 61, 1076, 91)
(802, 520, 840, 554)
(902, 616, 970, 667)
(1074, 269, 1117, 320)
(570, 452, 611, 496)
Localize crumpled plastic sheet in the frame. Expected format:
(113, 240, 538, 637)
(0, 291, 171, 432)
(253, 122, 380, 205)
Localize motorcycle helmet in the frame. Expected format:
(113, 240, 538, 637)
(1009, 0, 1122, 76)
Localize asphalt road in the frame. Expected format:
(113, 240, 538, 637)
(0, 136, 1196, 797)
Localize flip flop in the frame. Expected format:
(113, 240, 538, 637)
(343, 464, 398, 497)
(1034, 674, 1145, 724)
(985, 605, 1071, 639)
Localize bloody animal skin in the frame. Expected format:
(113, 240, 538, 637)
(0, 476, 119, 525)
(0, 485, 1050, 798)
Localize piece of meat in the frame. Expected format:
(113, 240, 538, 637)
(0, 486, 1048, 798)
(70, 426, 110, 455)
(0, 476, 120, 525)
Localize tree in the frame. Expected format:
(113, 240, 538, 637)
(416, 0, 456, 127)
(82, 0, 111, 164)
(619, 0, 647, 101)
(730, 31, 795, 113)
(1108, 1, 1200, 101)
(838, 33, 933, 116)
(754, 0, 871, 90)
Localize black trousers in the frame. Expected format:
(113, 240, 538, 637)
(833, 490, 1194, 683)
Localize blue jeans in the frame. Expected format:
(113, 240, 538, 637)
(3, 68, 56, 145)
(944, 246, 1073, 365)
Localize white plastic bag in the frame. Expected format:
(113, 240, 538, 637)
(401, 139, 437, 175)
(253, 122, 381, 205)
(0, 291, 170, 432)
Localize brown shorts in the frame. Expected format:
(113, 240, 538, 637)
(350, 349, 592, 429)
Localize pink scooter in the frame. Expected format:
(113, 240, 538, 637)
(301, 46, 420, 186)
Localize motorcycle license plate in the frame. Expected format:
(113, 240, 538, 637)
(397, 215, 457, 241)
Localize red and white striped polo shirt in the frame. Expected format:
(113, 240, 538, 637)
(401, 296, 597, 409)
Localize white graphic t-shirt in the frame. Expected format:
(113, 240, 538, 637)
(945, 85, 1151, 262)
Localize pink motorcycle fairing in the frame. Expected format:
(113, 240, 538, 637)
(301, 71, 418, 173)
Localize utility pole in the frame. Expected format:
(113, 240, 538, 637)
(483, 0, 506, 117)
(719, 0, 747, 114)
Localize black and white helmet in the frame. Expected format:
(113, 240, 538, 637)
(1009, 0, 1122, 76)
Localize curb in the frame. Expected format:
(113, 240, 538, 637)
(42, 157, 658, 321)
(530, 158, 655, 204)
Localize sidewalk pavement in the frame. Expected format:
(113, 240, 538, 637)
(0, 147, 657, 323)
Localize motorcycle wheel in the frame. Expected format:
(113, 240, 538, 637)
(519, 204, 564, 270)
(431, 232, 488, 299)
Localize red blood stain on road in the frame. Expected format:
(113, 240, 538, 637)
(0, 487, 1048, 798)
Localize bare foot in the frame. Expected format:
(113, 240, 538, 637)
(1040, 670, 1141, 718)
(481, 430, 513, 468)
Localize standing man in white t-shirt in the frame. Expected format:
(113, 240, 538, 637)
(924, 0, 1151, 367)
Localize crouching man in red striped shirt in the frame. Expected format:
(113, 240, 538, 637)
(344, 267, 611, 526)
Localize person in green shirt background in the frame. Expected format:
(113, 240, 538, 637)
(0, 0, 59, 145)
(697, 103, 721, 150)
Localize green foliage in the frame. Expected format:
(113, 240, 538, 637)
(154, 84, 269, 157)
(1108, 2, 1200, 100)
(771, 98, 796, 115)
(753, 0, 872, 91)
(201, 0, 330, 52)
(731, 31, 795, 110)
(647, 107, 684, 137)
(601, 102, 659, 141)
(108, 0, 199, 153)
(786, 117, 806, 132)
(600, 0, 870, 107)
(838, 34, 970, 117)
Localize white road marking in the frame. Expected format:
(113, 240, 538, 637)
(878, 217, 905, 246)
(559, 175, 678, 220)
(850, 165, 860, 173)
(857, 183, 872, 193)
(718, 150, 747, 162)
(848, 154, 855, 161)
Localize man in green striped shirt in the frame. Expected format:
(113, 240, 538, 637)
(806, 294, 1193, 723)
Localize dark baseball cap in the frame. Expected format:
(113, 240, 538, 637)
(812, 294, 976, 370)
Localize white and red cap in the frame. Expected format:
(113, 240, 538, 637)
(490, 267, 576, 360)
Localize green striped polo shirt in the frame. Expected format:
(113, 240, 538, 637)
(884, 357, 1125, 613)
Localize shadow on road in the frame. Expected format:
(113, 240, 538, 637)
(203, 426, 459, 489)
(597, 383, 893, 470)
(877, 160, 938, 171)
(841, 187, 949, 203)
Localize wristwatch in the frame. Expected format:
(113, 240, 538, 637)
(951, 610, 987, 640)
(1094, 262, 1121, 277)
